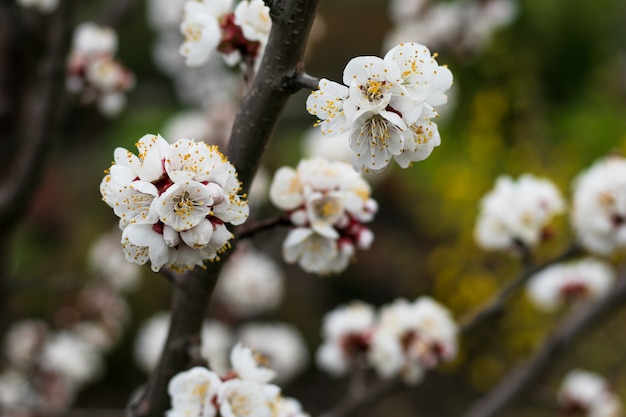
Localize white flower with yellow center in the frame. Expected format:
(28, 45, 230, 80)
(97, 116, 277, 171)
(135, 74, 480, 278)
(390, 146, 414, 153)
(167, 366, 222, 417)
(269, 158, 377, 275)
(234, 0, 272, 43)
(218, 379, 280, 417)
(179, 1, 222, 67)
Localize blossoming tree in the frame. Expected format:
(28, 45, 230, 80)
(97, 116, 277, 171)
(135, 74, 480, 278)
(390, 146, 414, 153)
(2, 0, 626, 417)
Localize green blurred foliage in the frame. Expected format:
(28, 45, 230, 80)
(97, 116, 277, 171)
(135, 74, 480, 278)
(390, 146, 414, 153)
(8, 0, 626, 415)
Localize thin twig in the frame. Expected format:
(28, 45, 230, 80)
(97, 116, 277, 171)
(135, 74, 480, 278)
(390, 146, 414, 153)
(460, 243, 583, 334)
(296, 72, 321, 90)
(317, 378, 402, 417)
(461, 265, 626, 417)
(237, 214, 290, 240)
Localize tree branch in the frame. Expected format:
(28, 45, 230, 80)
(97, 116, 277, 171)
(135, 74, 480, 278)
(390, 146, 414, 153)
(461, 265, 626, 417)
(0, 1, 72, 230)
(128, 1, 321, 416)
(459, 243, 583, 334)
(226, 0, 321, 192)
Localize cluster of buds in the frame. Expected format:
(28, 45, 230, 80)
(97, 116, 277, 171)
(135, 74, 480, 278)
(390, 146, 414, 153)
(317, 296, 458, 384)
(66, 23, 135, 117)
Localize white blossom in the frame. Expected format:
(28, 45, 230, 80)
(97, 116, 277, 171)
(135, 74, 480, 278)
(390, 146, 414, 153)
(270, 158, 377, 275)
(558, 369, 622, 417)
(215, 246, 284, 317)
(233, 0, 272, 43)
(526, 258, 615, 312)
(71, 22, 118, 55)
(39, 331, 103, 388)
(167, 366, 222, 417)
(179, 1, 222, 67)
(101, 135, 248, 272)
(4, 319, 47, 368)
(274, 397, 311, 417)
(474, 173, 565, 251)
(571, 156, 626, 255)
(316, 301, 375, 376)
(218, 378, 280, 417)
(306, 43, 452, 173)
(238, 322, 309, 385)
(230, 343, 276, 384)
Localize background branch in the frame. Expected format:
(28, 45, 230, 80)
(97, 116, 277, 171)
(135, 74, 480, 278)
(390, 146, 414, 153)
(460, 243, 583, 334)
(461, 264, 626, 417)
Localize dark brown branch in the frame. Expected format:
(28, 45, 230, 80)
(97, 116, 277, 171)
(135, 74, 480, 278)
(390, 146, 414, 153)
(0, 0, 71, 342)
(128, 265, 221, 417)
(461, 265, 626, 417)
(128, 1, 320, 417)
(226, 0, 321, 192)
(459, 243, 583, 334)
(0, 1, 72, 230)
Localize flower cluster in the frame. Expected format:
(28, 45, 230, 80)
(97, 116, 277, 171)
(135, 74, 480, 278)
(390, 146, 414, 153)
(571, 156, 626, 256)
(317, 296, 458, 385)
(179, 0, 271, 69)
(66, 23, 135, 117)
(167, 344, 309, 417)
(306, 42, 452, 173)
(269, 157, 377, 275)
(558, 369, 622, 417)
(100, 134, 249, 272)
(526, 258, 615, 312)
(474, 174, 565, 251)
(384, 0, 517, 56)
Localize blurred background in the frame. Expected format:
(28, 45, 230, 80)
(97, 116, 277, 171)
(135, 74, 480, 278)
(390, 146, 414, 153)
(6, 0, 626, 415)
